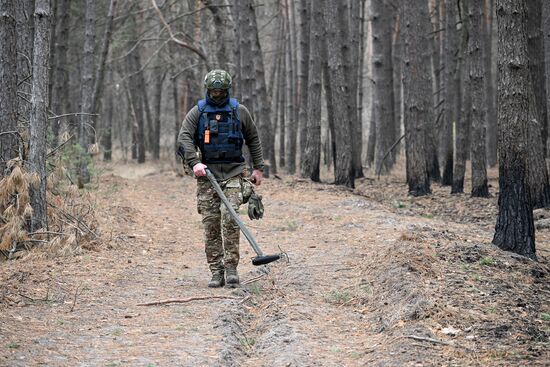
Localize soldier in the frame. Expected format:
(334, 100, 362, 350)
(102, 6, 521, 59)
(177, 70, 264, 288)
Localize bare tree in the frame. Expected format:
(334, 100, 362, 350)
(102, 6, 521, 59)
(51, 0, 70, 145)
(372, 0, 396, 175)
(0, 1, 18, 177)
(325, 0, 354, 187)
(28, 0, 51, 231)
(441, 0, 459, 186)
(300, 0, 323, 181)
(468, 0, 489, 197)
(526, 0, 550, 208)
(452, 0, 470, 194)
(15, 0, 34, 129)
(297, 0, 310, 164)
(402, 0, 432, 196)
(78, 0, 96, 187)
(483, 0, 497, 167)
(493, 0, 536, 259)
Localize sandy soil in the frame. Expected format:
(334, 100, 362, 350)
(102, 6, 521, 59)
(1, 162, 549, 366)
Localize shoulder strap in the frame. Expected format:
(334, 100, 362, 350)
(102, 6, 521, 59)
(229, 98, 240, 119)
(197, 99, 207, 112)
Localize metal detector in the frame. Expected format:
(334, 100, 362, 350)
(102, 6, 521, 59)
(205, 169, 282, 266)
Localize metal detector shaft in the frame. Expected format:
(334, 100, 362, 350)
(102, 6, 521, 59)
(205, 169, 264, 256)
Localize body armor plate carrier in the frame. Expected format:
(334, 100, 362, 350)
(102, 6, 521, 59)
(196, 98, 244, 164)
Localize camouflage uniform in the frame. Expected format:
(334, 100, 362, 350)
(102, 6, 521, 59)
(178, 70, 263, 285)
(196, 175, 246, 272)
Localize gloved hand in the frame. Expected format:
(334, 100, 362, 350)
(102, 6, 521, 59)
(248, 193, 264, 220)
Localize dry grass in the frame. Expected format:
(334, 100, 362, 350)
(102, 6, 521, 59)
(0, 156, 100, 259)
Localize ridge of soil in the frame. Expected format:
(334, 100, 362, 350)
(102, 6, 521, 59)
(1, 163, 549, 366)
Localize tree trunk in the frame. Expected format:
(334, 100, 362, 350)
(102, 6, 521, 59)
(15, 0, 34, 129)
(325, 1, 354, 188)
(28, 0, 51, 231)
(425, 0, 441, 183)
(468, 0, 489, 197)
(78, 0, 96, 187)
(285, 0, 298, 174)
(441, 0, 459, 185)
(402, 0, 431, 196)
(204, 0, 232, 70)
(358, 0, 367, 153)
(92, 0, 117, 117)
(152, 70, 165, 160)
(484, 0, 497, 166)
(245, 0, 274, 175)
(172, 76, 180, 155)
(526, 0, 550, 208)
(297, 0, 309, 165)
(51, 0, 70, 146)
(392, 11, 403, 158)
(527, 0, 548, 157)
(349, 0, 363, 178)
(138, 70, 153, 152)
(231, 0, 241, 98)
(322, 38, 337, 170)
(278, 36, 286, 168)
(127, 48, 146, 164)
(0, 1, 18, 177)
(102, 68, 113, 161)
(493, 0, 536, 260)
(452, 1, 469, 194)
(300, 0, 323, 181)
(366, 103, 376, 168)
(544, 1, 550, 157)
(372, 0, 396, 175)
(236, 0, 254, 114)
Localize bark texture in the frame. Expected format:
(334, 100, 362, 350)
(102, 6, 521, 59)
(372, 0, 396, 175)
(0, 1, 18, 176)
(51, 0, 70, 144)
(297, 0, 310, 162)
(452, 1, 469, 194)
(525, 0, 550, 208)
(15, 0, 34, 128)
(402, 0, 431, 196)
(29, 0, 51, 231)
(483, 0, 497, 166)
(325, 0, 354, 187)
(468, 0, 489, 197)
(300, 0, 323, 181)
(78, 0, 96, 186)
(493, 0, 536, 259)
(442, 0, 460, 186)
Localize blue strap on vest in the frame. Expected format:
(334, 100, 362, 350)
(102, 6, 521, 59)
(196, 98, 244, 164)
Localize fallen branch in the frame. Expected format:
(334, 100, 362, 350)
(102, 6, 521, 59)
(404, 335, 454, 347)
(137, 295, 240, 306)
(242, 274, 267, 285)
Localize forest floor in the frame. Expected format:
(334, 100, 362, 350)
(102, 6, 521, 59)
(1, 160, 549, 366)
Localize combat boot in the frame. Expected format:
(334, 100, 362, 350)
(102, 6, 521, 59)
(225, 266, 240, 287)
(208, 270, 225, 288)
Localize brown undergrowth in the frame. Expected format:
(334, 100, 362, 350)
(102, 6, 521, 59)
(0, 156, 100, 260)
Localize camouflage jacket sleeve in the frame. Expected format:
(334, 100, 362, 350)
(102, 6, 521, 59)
(239, 105, 265, 171)
(177, 106, 201, 169)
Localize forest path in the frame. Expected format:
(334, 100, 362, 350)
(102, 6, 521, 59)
(1, 162, 549, 366)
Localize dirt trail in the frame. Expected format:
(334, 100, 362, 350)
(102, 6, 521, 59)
(1, 163, 549, 366)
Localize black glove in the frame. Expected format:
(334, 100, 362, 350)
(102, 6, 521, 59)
(248, 193, 264, 220)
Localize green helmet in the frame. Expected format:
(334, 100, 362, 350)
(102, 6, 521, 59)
(204, 69, 232, 90)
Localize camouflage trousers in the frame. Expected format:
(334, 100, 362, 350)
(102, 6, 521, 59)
(196, 175, 247, 273)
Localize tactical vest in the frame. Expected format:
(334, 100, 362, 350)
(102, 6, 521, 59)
(196, 98, 244, 164)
